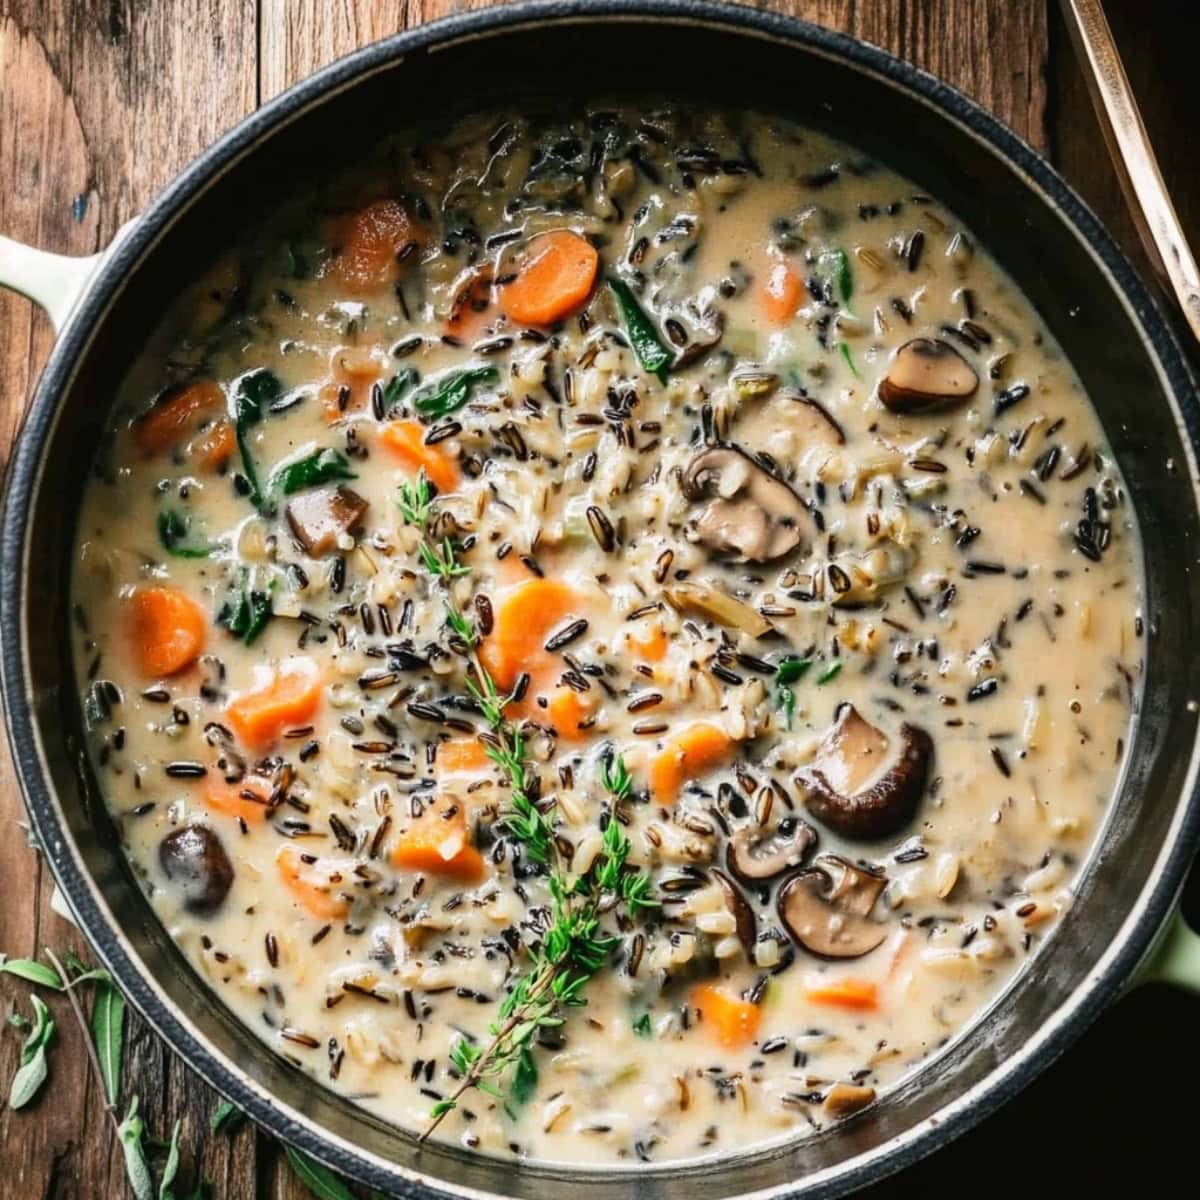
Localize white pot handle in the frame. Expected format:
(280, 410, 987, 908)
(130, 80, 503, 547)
(0, 235, 105, 334)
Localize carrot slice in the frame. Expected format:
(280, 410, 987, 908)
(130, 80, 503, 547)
(203, 773, 271, 824)
(692, 983, 761, 1049)
(130, 586, 206, 678)
(277, 845, 350, 921)
(436, 738, 492, 778)
(327, 199, 419, 291)
(805, 978, 879, 1011)
(193, 418, 235, 471)
(478, 579, 584, 691)
(135, 380, 224, 456)
(630, 623, 668, 663)
(378, 420, 460, 495)
(546, 686, 596, 741)
(226, 658, 322, 751)
(500, 230, 599, 326)
(391, 797, 486, 882)
(650, 723, 734, 803)
(761, 259, 803, 326)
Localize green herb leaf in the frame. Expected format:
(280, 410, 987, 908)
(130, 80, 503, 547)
(826, 248, 853, 306)
(283, 1146, 356, 1200)
(157, 509, 212, 559)
(510, 1044, 538, 1105)
(608, 278, 671, 382)
(0, 957, 62, 990)
(817, 661, 843, 685)
(411, 366, 499, 421)
(118, 1096, 155, 1200)
(209, 1098, 242, 1134)
(219, 574, 273, 646)
(158, 1118, 182, 1200)
(92, 979, 126, 1106)
(632, 1012, 653, 1038)
(271, 448, 357, 496)
(8, 995, 54, 1109)
(382, 367, 420, 413)
(838, 341, 860, 379)
(774, 656, 813, 686)
(230, 369, 282, 514)
(776, 685, 797, 730)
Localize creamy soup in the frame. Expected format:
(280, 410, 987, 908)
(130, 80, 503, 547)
(72, 104, 1141, 1165)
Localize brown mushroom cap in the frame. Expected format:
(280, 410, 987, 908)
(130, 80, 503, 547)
(787, 393, 845, 445)
(777, 854, 888, 959)
(285, 485, 369, 556)
(711, 868, 757, 955)
(159, 824, 234, 916)
(879, 337, 979, 413)
(726, 817, 817, 884)
(800, 704, 932, 840)
(682, 445, 811, 562)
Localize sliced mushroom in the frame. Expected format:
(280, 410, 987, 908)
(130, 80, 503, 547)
(726, 817, 817, 884)
(664, 580, 773, 638)
(785, 392, 845, 445)
(879, 337, 978, 413)
(777, 854, 888, 959)
(285, 485, 369, 556)
(828, 542, 912, 608)
(681, 445, 811, 562)
(800, 704, 932, 839)
(823, 1082, 877, 1119)
(159, 824, 234, 915)
(711, 868, 757, 955)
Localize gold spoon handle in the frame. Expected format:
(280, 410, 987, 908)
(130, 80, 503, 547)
(1060, 0, 1200, 344)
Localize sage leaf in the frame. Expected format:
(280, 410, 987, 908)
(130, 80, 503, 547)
(158, 1118, 182, 1200)
(92, 980, 126, 1106)
(9, 1045, 48, 1108)
(283, 1146, 356, 1200)
(118, 1096, 154, 1200)
(0, 956, 63, 990)
(608, 278, 671, 382)
(209, 1098, 242, 1134)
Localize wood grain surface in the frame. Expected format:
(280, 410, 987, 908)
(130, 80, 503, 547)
(0, 2, 1195, 1196)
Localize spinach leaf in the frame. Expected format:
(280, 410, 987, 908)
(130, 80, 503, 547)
(411, 366, 499, 421)
(231, 369, 281, 514)
(608, 278, 671, 383)
(382, 367, 420, 413)
(219, 576, 273, 646)
(774, 656, 813, 686)
(157, 509, 212, 558)
(271, 448, 356, 496)
(825, 247, 853, 306)
(632, 1012, 653, 1038)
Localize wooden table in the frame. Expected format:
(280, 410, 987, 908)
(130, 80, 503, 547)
(1, 2, 1196, 1195)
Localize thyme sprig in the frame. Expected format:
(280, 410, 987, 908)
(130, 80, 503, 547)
(398, 472, 653, 1139)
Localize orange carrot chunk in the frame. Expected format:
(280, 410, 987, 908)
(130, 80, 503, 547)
(130, 586, 206, 678)
(378, 420, 460, 495)
(761, 258, 803, 326)
(478, 579, 584, 691)
(546, 686, 595, 741)
(226, 658, 322, 751)
(277, 845, 350, 921)
(392, 798, 486, 882)
(134, 380, 225, 456)
(328, 199, 419, 292)
(193, 418, 235, 471)
(650, 723, 734, 804)
(692, 983, 762, 1049)
(500, 230, 599, 327)
(630, 623, 668, 663)
(805, 978, 879, 1011)
(435, 738, 492, 778)
(203, 773, 271, 824)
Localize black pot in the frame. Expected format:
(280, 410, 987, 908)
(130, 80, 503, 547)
(2, 4, 1198, 1197)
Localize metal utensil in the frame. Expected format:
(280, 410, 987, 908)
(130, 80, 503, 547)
(1060, 0, 1200, 343)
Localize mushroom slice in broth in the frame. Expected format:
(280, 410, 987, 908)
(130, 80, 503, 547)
(878, 337, 979, 413)
(778, 854, 888, 959)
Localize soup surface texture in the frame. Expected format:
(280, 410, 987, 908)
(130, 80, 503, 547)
(73, 105, 1141, 1165)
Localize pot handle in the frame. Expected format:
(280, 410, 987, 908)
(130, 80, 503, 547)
(1142, 908, 1200, 994)
(0, 234, 105, 333)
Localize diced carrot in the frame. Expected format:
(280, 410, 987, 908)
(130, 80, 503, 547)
(546, 686, 595, 740)
(391, 797, 486, 882)
(327, 199, 419, 291)
(130, 586, 206, 678)
(378, 420, 460, 495)
(193, 418, 235, 471)
(478, 579, 584, 691)
(135, 380, 225, 456)
(692, 983, 761, 1049)
(805, 978, 879, 1011)
(500, 230, 599, 326)
(277, 845, 350, 921)
(435, 738, 492, 778)
(650, 723, 734, 803)
(630, 623, 668, 663)
(761, 258, 803, 326)
(203, 773, 271, 824)
(226, 658, 322, 751)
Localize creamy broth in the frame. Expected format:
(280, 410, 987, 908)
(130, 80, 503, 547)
(72, 105, 1141, 1165)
